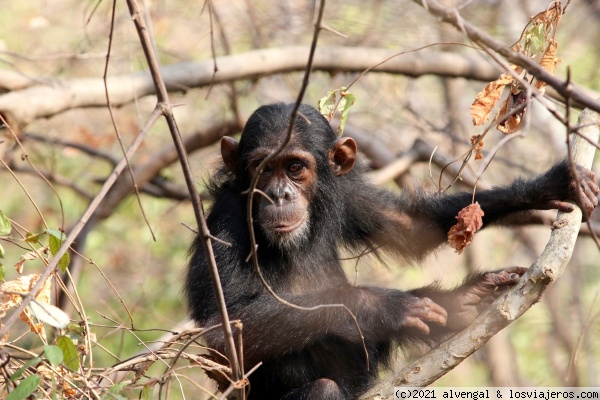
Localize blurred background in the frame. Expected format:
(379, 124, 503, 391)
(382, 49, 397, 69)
(1, 0, 599, 397)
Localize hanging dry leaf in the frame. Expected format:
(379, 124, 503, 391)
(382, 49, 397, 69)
(536, 40, 561, 94)
(539, 40, 559, 74)
(448, 202, 485, 254)
(470, 74, 514, 126)
(1, 274, 39, 317)
(470, 135, 484, 160)
(496, 90, 527, 134)
(14, 246, 48, 274)
(469, 1, 565, 137)
(20, 312, 44, 334)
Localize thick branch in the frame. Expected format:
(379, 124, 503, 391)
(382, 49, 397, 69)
(2, 45, 597, 127)
(409, 0, 600, 114)
(0, 47, 500, 124)
(361, 105, 600, 397)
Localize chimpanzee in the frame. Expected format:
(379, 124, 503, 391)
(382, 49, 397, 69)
(185, 103, 598, 400)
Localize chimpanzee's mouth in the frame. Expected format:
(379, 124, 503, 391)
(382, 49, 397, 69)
(272, 216, 307, 234)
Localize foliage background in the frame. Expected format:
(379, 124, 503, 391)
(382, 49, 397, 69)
(1, 0, 600, 397)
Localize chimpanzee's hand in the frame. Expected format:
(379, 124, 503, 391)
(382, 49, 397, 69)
(563, 164, 598, 218)
(444, 266, 528, 331)
(399, 297, 448, 334)
(537, 162, 598, 219)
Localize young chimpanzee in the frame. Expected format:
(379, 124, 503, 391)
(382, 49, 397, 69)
(186, 103, 598, 400)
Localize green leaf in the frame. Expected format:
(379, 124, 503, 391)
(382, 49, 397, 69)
(317, 87, 357, 135)
(57, 335, 80, 371)
(0, 262, 4, 281)
(57, 252, 70, 273)
(109, 382, 128, 394)
(44, 345, 64, 367)
(318, 90, 338, 120)
(65, 323, 85, 344)
(67, 323, 85, 335)
(46, 229, 66, 242)
(48, 233, 70, 273)
(336, 91, 356, 136)
(0, 242, 4, 258)
(6, 374, 41, 400)
(0, 210, 11, 236)
(25, 232, 43, 244)
(107, 382, 129, 399)
(10, 357, 41, 381)
(524, 23, 546, 55)
(67, 322, 85, 335)
(48, 233, 61, 256)
(29, 301, 70, 329)
(107, 394, 128, 400)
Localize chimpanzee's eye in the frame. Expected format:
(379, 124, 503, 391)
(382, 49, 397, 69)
(288, 161, 304, 174)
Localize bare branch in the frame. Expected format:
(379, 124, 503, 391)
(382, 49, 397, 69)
(2, 45, 596, 126)
(409, 0, 600, 114)
(0, 47, 502, 124)
(124, 0, 243, 389)
(0, 106, 162, 339)
(95, 120, 241, 219)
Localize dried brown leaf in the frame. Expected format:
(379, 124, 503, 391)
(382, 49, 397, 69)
(14, 246, 48, 274)
(537, 40, 561, 93)
(448, 202, 484, 254)
(0, 274, 52, 338)
(470, 74, 514, 126)
(497, 115, 522, 134)
(470, 135, 484, 160)
(496, 90, 527, 134)
(20, 312, 44, 334)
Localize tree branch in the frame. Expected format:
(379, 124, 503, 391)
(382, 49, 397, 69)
(2, 44, 597, 127)
(409, 0, 600, 114)
(94, 120, 241, 218)
(124, 0, 244, 389)
(0, 47, 502, 124)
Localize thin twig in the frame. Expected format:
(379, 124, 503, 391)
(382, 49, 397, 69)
(22, 132, 117, 165)
(0, 106, 161, 340)
(124, 0, 243, 389)
(243, 0, 370, 370)
(410, 0, 600, 114)
(103, 0, 156, 242)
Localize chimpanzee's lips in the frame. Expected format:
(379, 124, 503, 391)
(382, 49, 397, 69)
(272, 216, 306, 234)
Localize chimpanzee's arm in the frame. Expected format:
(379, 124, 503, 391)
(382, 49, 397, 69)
(354, 161, 597, 261)
(424, 161, 597, 232)
(186, 232, 446, 361)
(202, 285, 446, 364)
(201, 267, 527, 365)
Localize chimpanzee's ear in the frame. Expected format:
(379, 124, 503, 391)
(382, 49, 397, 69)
(329, 137, 357, 176)
(221, 136, 239, 173)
